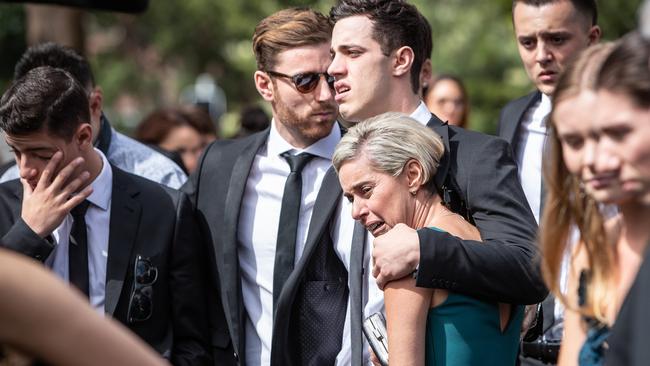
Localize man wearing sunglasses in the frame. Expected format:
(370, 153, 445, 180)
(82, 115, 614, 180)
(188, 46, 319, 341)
(0, 67, 212, 365)
(184, 7, 351, 366)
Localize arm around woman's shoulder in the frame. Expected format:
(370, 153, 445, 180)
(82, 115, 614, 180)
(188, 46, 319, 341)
(417, 135, 545, 305)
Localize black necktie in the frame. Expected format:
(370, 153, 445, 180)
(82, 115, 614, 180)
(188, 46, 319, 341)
(273, 152, 315, 313)
(350, 221, 367, 366)
(69, 200, 91, 298)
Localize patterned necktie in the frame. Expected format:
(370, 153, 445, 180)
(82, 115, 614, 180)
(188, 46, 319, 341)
(273, 152, 315, 313)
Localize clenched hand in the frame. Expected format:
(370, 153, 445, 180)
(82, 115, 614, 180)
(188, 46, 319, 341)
(372, 223, 420, 289)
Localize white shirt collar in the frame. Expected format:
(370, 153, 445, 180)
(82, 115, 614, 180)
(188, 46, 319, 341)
(86, 148, 112, 211)
(410, 101, 433, 126)
(267, 118, 341, 160)
(539, 93, 552, 127)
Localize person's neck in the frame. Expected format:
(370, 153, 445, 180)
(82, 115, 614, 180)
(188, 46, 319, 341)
(387, 86, 421, 115)
(619, 202, 650, 254)
(411, 192, 446, 230)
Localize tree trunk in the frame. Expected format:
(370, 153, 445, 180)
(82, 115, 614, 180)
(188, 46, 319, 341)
(25, 4, 85, 53)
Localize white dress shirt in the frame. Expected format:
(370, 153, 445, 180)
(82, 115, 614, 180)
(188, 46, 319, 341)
(515, 94, 550, 224)
(237, 119, 341, 365)
(45, 148, 112, 314)
(513, 94, 569, 342)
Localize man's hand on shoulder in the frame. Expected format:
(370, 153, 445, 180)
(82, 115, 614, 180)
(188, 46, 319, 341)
(21, 152, 92, 238)
(372, 223, 420, 289)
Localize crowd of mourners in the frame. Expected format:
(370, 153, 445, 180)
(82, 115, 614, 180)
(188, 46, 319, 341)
(1, 0, 649, 365)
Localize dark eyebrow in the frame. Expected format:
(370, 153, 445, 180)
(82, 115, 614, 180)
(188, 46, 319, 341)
(7, 145, 56, 153)
(602, 123, 632, 134)
(333, 44, 367, 53)
(539, 31, 572, 38)
(517, 31, 572, 41)
(557, 131, 580, 139)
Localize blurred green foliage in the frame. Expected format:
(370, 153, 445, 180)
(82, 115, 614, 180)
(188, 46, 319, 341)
(0, 0, 643, 135)
(0, 4, 26, 89)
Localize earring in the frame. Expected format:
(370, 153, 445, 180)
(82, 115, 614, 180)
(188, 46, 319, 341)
(410, 189, 417, 196)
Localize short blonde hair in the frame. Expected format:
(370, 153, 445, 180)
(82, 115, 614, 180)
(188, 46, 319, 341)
(333, 112, 444, 190)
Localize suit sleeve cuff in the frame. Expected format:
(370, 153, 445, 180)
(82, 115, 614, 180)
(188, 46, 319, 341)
(1, 218, 55, 261)
(414, 228, 458, 290)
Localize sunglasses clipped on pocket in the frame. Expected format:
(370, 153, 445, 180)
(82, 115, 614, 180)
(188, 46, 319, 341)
(127, 255, 158, 323)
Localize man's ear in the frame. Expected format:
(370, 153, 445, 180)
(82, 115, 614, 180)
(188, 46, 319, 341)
(74, 123, 94, 150)
(88, 86, 103, 120)
(254, 71, 275, 102)
(392, 46, 415, 78)
(588, 25, 602, 45)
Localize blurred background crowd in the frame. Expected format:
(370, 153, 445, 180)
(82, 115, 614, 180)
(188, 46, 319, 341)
(0, 0, 641, 168)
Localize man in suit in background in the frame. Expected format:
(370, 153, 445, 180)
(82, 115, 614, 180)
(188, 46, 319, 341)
(497, 1, 600, 364)
(0, 42, 187, 189)
(0, 66, 211, 366)
(184, 8, 350, 365)
(328, 0, 545, 311)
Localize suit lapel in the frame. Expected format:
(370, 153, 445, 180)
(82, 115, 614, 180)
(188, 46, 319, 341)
(219, 131, 269, 354)
(272, 165, 343, 357)
(427, 115, 451, 191)
(105, 168, 141, 316)
(503, 91, 541, 150)
(282, 166, 341, 294)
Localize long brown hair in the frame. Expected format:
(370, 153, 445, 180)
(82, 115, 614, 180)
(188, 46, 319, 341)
(541, 42, 615, 322)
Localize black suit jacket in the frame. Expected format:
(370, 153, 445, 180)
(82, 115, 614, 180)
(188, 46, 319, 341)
(498, 93, 559, 345)
(416, 114, 546, 305)
(0, 168, 212, 366)
(605, 246, 650, 365)
(184, 128, 348, 366)
(496, 91, 541, 152)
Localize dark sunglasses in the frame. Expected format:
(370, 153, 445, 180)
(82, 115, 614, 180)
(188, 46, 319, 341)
(266, 70, 335, 93)
(127, 255, 158, 323)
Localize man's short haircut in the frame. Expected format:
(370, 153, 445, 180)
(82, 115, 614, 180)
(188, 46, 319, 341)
(14, 42, 95, 92)
(0, 66, 90, 140)
(512, 0, 598, 26)
(252, 7, 333, 72)
(330, 0, 430, 94)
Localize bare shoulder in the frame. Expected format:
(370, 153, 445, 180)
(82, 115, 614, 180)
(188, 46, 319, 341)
(429, 209, 481, 242)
